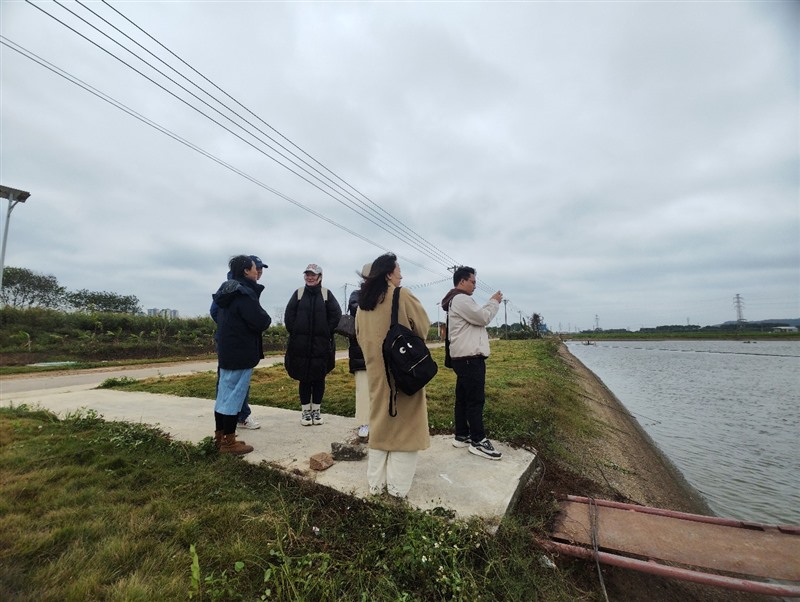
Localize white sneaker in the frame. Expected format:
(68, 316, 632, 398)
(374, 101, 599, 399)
(300, 410, 313, 426)
(358, 424, 369, 438)
(238, 416, 261, 430)
(469, 438, 502, 460)
(311, 409, 324, 425)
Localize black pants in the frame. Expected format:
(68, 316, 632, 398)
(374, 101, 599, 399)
(299, 379, 325, 405)
(452, 357, 486, 442)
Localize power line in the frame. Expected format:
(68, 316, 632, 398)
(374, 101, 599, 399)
(33, 0, 459, 270)
(405, 277, 452, 290)
(97, 0, 460, 270)
(7, 3, 533, 319)
(83, 0, 455, 268)
(0, 36, 436, 276)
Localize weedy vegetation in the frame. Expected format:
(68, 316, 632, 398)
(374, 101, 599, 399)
(2, 339, 609, 601)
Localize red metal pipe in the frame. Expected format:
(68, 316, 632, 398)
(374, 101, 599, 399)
(539, 538, 800, 598)
(563, 495, 800, 533)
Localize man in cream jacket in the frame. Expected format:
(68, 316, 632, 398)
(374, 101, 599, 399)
(440, 266, 503, 460)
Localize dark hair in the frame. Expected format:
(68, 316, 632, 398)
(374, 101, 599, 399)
(358, 253, 397, 311)
(453, 265, 475, 287)
(229, 255, 254, 280)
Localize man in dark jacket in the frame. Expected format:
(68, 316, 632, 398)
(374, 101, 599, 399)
(212, 255, 272, 454)
(284, 263, 342, 426)
(210, 254, 266, 430)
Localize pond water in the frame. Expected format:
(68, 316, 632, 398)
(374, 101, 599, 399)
(566, 339, 800, 525)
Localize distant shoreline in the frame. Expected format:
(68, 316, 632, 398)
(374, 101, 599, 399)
(559, 334, 799, 342)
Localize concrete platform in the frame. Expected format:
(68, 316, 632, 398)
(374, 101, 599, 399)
(1, 365, 538, 526)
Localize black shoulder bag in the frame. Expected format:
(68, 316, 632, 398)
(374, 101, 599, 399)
(382, 287, 438, 416)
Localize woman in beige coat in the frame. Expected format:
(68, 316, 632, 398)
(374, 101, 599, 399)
(355, 252, 431, 497)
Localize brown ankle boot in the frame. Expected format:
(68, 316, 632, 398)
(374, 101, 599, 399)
(215, 431, 245, 446)
(219, 433, 253, 455)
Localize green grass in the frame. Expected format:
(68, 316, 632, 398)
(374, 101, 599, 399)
(1, 340, 610, 600)
(103, 339, 594, 461)
(0, 354, 219, 377)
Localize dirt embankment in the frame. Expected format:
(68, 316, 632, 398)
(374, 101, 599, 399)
(554, 343, 778, 602)
(556, 344, 710, 514)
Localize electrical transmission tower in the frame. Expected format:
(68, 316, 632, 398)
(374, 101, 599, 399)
(733, 293, 746, 323)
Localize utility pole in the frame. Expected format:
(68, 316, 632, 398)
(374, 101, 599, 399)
(503, 299, 509, 339)
(0, 185, 32, 295)
(595, 314, 600, 331)
(343, 282, 359, 304)
(734, 293, 745, 323)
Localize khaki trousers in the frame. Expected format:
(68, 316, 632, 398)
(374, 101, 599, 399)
(367, 449, 418, 498)
(354, 370, 370, 425)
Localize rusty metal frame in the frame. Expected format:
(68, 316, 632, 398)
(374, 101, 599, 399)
(541, 495, 800, 598)
(564, 495, 800, 534)
(539, 538, 800, 597)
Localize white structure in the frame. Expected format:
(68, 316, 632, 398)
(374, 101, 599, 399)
(147, 308, 180, 319)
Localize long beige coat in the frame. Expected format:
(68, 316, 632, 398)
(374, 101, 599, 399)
(355, 285, 431, 452)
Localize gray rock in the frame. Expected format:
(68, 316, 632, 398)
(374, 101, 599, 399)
(331, 441, 367, 461)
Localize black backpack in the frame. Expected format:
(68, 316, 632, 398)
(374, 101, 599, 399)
(382, 287, 438, 416)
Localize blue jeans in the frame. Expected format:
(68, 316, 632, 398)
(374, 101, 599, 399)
(214, 368, 253, 416)
(216, 366, 251, 422)
(238, 395, 251, 423)
(452, 357, 486, 442)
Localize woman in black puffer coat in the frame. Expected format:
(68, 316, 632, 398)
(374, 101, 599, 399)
(284, 263, 342, 426)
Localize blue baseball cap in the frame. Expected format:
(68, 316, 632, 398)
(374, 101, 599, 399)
(250, 255, 268, 270)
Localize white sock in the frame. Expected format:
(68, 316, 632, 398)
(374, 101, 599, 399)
(302, 404, 311, 412)
(311, 403, 321, 412)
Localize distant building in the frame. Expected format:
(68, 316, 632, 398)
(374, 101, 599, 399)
(147, 308, 180, 319)
(772, 326, 798, 333)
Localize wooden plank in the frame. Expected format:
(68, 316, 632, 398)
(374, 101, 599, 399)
(552, 501, 800, 581)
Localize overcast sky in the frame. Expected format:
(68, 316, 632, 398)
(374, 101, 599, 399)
(1, 1, 797, 331)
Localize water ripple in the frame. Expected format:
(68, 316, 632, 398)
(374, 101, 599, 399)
(568, 340, 800, 525)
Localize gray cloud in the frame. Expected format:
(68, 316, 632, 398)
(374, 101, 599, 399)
(1, 1, 796, 330)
